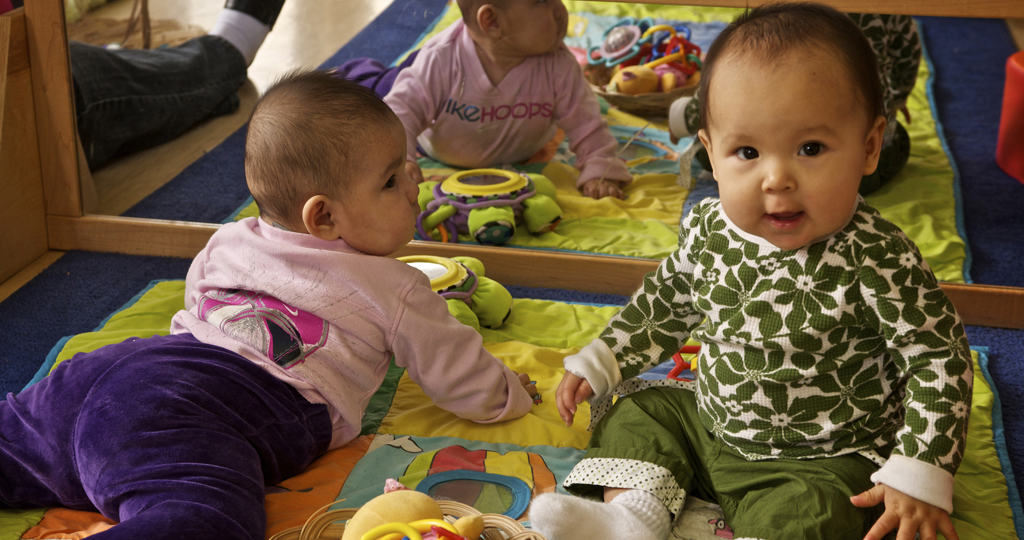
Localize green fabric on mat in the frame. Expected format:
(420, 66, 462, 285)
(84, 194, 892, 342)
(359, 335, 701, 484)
(0, 509, 45, 540)
(953, 350, 1019, 539)
(864, 54, 966, 283)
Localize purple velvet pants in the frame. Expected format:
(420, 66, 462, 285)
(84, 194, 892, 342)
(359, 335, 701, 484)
(332, 50, 419, 97)
(0, 334, 331, 540)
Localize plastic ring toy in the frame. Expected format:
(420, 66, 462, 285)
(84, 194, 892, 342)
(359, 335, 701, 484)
(441, 168, 528, 197)
(434, 224, 449, 243)
(398, 255, 469, 293)
(361, 522, 421, 540)
(587, 17, 656, 67)
(640, 23, 677, 39)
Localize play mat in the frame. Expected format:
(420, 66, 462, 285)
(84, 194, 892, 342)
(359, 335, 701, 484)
(226, 1, 970, 284)
(1, 279, 1019, 540)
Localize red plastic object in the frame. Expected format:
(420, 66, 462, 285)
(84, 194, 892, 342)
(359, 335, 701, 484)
(667, 344, 701, 381)
(996, 51, 1024, 184)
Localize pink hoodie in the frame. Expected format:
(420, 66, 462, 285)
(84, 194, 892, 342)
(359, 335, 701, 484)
(385, 19, 631, 188)
(171, 218, 534, 449)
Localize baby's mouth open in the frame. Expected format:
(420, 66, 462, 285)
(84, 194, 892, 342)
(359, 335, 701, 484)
(765, 211, 805, 229)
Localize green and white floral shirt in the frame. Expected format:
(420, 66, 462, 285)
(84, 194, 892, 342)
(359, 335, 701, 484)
(569, 198, 971, 509)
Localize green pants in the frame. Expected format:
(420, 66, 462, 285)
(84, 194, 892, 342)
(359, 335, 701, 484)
(565, 388, 885, 540)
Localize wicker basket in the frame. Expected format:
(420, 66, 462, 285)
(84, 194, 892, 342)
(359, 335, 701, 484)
(268, 500, 547, 540)
(593, 82, 699, 118)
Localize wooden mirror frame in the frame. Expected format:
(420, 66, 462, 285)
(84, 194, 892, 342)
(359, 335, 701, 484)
(4, 0, 1023, 329)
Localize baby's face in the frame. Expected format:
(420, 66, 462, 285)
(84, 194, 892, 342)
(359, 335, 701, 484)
(333, 120, 420, 256)
(498, 0, 569, 56)
(698, 47, 884, 251)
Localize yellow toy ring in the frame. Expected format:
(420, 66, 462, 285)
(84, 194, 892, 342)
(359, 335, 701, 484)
(441, 168, 528, 197)
(366, 519, 459, 540)
(644, 50, 686, 69)
(397, 255, 469, 292)
(640, 24, 676, 39)
(362, 522, 421, 540)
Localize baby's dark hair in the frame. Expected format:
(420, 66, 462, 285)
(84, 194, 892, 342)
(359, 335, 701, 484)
(698, 2, 884, 133)
(245, 69, 397, 225)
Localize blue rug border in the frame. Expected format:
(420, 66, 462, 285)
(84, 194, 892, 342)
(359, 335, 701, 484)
(976, 345, 1024, 538)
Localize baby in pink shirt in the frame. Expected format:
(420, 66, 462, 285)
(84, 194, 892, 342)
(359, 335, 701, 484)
(173, 71, 538, 448)
(385, 0, 633, 199)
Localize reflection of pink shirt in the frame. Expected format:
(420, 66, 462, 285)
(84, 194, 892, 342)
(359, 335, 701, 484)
(0, 1, 14, 15)
(171, 218, 533, 449)
(385, 19, 631, 188)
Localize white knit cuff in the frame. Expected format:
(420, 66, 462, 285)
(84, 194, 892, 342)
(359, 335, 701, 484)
(563, 339, 622, 401)
(870, 454, 955, 513)
(668, 96, 694, 138)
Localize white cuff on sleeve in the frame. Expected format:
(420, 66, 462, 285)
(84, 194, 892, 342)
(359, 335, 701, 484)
(668, 96, 694, 138)
(563, 339, 622, 401)
(870, 454, 955, 513)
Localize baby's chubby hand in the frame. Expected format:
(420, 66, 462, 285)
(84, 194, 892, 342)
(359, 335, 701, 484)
(580, 178, 625, 200)
(556, 371, 594, 426)
(515, 371, 538, 400)
(851, 484, 958, 540)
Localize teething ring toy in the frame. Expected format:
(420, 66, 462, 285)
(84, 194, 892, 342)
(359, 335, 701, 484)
(398, 255, 476, 303)
(414, 168, 563, 246)
(588, 17, 656, 67)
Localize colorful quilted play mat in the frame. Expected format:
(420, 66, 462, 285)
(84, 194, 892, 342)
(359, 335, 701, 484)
(226, 1, 969, 283)
(1, 279, 1019, 539)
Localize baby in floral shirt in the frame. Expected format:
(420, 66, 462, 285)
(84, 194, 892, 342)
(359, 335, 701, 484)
(530, 4, 971, 540)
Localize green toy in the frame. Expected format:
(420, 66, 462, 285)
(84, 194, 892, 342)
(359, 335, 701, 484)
(398, 255, 513, 330)
(415, 169, 562, 246)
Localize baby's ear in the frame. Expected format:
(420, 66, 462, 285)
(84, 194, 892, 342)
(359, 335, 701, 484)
(476, 4, 502, 37)
(301, 195, 342, 240)
(696, 129, 718, 182)
(861, 115, 887, 176)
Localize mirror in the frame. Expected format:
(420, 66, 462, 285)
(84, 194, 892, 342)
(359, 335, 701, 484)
(24, 0, 1023, 331)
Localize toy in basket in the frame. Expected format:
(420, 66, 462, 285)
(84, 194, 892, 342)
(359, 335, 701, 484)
(415, 169, 562, 246)
(398, 255, 513, 330)
(268, 487, 547, 540)
(583, 18, 703, 117)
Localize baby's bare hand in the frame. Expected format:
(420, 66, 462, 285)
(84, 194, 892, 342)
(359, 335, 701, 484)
(516, 371, 538, 399)
(555, 371, 593, 426)
(581, 178, 624, 200)
(851, 484, 958, 540)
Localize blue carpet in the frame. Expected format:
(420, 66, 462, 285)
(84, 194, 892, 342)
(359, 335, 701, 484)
(0, 252, 192, 397)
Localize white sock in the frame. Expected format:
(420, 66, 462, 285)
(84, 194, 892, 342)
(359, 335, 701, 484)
(530, 490, 671, 540)
(209, 8, 269, 65)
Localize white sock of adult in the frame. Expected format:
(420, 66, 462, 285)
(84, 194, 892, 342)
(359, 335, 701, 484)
(529, 489, 672, 540)
(209, 8, 269, 65)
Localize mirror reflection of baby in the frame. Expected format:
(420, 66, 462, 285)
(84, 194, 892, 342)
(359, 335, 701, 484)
(529, 4, 971, 540)
(383, 0, 633, 200)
